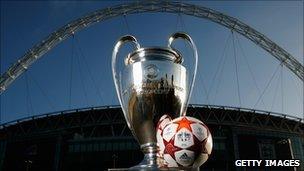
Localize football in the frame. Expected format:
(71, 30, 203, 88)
(159, 116, 213, 168)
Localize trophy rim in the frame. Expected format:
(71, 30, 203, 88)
(125, 47, 183, 65)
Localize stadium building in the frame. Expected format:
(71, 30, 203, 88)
(0, 105, 302, 171)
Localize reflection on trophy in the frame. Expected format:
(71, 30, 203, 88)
(112, 32, 198, 169)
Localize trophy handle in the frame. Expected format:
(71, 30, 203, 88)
(112, 35, 140, 119)
(168, 32, 198, 115)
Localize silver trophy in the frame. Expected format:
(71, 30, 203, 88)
(112, 32, 198, 170)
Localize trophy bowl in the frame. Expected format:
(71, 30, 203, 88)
(112, 32, 198, 170)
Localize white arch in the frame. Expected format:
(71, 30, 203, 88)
(0, 1, 303, 94)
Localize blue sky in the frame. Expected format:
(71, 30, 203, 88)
(0, 1, 303, 123)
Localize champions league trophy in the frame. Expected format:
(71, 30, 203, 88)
(112, 32, 198, 170)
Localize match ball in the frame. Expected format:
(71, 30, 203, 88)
(159, 116, 213, 168)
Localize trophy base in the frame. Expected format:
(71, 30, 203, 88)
(129, 153, 163, 170)
(108, 153, 198, 171)
(107, 148, 199, 170)
(108, 168, 199, 171)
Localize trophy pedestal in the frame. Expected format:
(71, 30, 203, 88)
(108, 168, 199, 171)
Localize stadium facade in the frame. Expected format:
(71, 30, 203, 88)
(0, 105, 303, 171)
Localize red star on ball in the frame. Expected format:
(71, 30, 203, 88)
(173, 116, 196, 132)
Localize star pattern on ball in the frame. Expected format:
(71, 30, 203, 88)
(164, 140, 180, 159)
(174, 117, 196, 132)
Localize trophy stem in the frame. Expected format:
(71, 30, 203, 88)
(141, 142, 158, 154)
(129, 143, 162, 170)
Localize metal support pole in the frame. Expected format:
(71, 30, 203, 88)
(54, 136, 62, 171)
(0, 140, 7, 170)
(232, 131, 241, 171)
